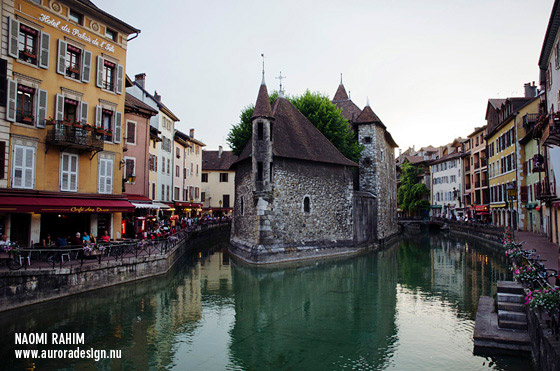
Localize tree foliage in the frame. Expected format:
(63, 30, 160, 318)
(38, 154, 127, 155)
(226, 90, 363, 163)
(397, 161, 430, 217)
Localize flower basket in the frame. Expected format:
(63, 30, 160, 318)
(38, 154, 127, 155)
(68, 67, 79, 74)
(46, 119, 56, 125)
(72, 123, 82, 128)
(22, 116, 33, 123)
(62, 120, 72, 127)
(23, 51, 36, 59)
(95, 127, 105, 134)
(82, 125, 94, 131)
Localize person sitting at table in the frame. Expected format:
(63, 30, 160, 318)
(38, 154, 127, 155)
(55, 235, 67, 248)
(0, 235, 10, 249)
(71, 232, 82, 246)
(82, 232, 90, 244)
(42, 234, 54, 247)
(90, 234, 97, 245)
(101, 230, 110, 243)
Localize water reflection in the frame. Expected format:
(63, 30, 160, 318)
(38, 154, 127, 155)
(0, 234, 532, 371)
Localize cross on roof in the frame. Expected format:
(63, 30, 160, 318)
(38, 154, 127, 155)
(276, 71, 286, 95)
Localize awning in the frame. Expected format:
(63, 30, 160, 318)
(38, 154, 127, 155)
(131, 202, 160, 210)
(174, 202, 203, 208)
(491, 203, 507, 209)
(152, 202, 171, 209)
(125, 194, 152, 202)
(475, 205, 489, 211)
(476, 212, 491, 215)
(429, 205, 442, 209)
(0, 196, 134, 213)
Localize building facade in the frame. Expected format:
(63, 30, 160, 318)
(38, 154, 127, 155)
(430, 153, 463, 219)
(201, 146, 236, 216)
(173, 129, 205, 216)
(463, 126, 489, 220)
(0, 0, 138, 244)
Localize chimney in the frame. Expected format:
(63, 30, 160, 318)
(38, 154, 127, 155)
(154, 91, 161, 102)
(218, 145, 223, 158)
(135, 73, 146, 89)
(189, 128, 194, 138)
(524, 82, 537, 98)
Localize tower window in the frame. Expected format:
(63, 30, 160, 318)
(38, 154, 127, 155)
(257, 122, 264, 140)
(270, 162, 273, 182)
(257, 161, 263, 181)
(364, 136, 372, 144)
(303, 196, 311, 213)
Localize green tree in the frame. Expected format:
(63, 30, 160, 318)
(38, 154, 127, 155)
(397, 161, 430, 217)
(227, 91, 363, 163)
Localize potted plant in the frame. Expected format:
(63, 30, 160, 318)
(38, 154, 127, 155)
(105, 128, 113, 139)
(82, 123, 94, 131)
(46, 116, 56, 125)
(95, 126, 105, 134)
(62, 118, 72, 126)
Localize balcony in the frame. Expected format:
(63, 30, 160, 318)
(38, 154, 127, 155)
(45, 121, 104, 152)
(523, 113, 538, 128)
(482, 179, 488, 187)
(474, 162, 480, 170)
(481, 158, 487, 167)
(465, 165, 471, 172)
(536, 180, 555, 200)
(475, 181, 480, 188)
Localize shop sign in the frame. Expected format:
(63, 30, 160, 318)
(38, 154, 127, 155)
(70, 207, 111, 213)
(39, 14, 115, 53)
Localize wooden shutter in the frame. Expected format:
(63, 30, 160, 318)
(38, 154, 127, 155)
(24, 147, 34, 189)
(69, 154, 78, 191)
(81, 50, 92, 83)
(520, 186, 529, 203)
(105, 159, 113, 193)
(6, 78, 17, 122)
(39, 31, 50, 69)
(127, 122, 135, 144)
(96, 56, 104, 88)
(8, 18, 19, 58)
(55, 94, 64, 121)
(60, 153, 69, 191)
(80, 101, 88, 124)
(0, 142, 4, 179)
(98, 159, 106, 193)
(36, 89, 48, 128)
(0, 59, 7, 108)
(13, 145, 34, 189)
(12, 146, 24, 188)
(95, 105, 102, 127)
(116, 64, 124, 94)
(57, 39, 67, 75)
(113, 111, 122, 143)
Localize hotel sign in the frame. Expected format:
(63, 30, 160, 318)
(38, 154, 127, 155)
(39, 14, 115, 53)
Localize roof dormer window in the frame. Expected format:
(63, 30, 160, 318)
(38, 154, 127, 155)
(105, 28, 117, 41)
(69, 9, 83, 25)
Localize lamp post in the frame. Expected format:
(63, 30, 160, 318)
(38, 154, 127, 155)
(506, 183, 517, 239)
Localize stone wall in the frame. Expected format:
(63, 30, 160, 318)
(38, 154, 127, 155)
(269, 159, 354, 245)
(353, 191, 377, 244)
(358, 123, 399, 241)
(0, 225, 230, 312)
(527, 308, 560, 371)
(232, 161, 258, 245)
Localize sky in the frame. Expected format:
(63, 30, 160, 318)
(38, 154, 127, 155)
(95, 0, 553, 153)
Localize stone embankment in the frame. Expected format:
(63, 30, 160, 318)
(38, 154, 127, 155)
(0, 224, 230, 312)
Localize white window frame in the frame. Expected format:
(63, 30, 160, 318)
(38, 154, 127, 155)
(60, 152, 79, 192)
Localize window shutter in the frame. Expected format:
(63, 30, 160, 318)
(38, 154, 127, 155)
(6, 78, 17, 122)
(520, 186, 528, 203)
(0, 142, 4, 179)
(96, 56, 104, 88)
(39, 31, 50, 69)
(8, 18, 19, 58)
(0, 59, 7, 108)
(57, 39, 67, 75)
(60, 153, 69, 191)
(105, 159, 113, 193)
(80, 101, 88, 124)
(12, 146, 24, 188)
(127, 122, 135, 143)
(114, 111, 122, 143)
(24, 147, 35, 189)
(70, 154, 78, 191)
(98, 159, 106, 193)
(116, 64, 124, 94)
(55, 94, 64, 121)
(36, 89, 48, 128)
(81, 50, 92, 83)
(95, 105, 102, 127)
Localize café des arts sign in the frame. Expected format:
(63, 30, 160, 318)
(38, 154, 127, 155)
(39, 14, 115, 53)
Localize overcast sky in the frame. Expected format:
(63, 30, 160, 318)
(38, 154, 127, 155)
(96, 0, 553, 153)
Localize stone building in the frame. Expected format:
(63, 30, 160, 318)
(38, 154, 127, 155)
(332, 81, 399, 241)
(230, 79, 358, 263)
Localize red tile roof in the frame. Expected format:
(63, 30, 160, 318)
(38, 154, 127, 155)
(333, 84, 349, 101)
(236, 97, 357, 168)
(252, 84, 273, 119)
(202, 150, 237, 171)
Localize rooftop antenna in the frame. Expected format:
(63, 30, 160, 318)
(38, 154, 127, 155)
(261, 53, 265, 84)
(276, 71, 286, 97)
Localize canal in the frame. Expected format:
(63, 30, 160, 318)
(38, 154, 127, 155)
(0, 233, 534, 370)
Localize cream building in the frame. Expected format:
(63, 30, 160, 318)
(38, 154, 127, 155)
(201, 147, 236, 216)
(173, 129, 205, 216)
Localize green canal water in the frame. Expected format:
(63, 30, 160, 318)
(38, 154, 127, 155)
(0, 233, 535, 370)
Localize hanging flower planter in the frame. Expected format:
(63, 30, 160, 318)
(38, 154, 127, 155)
(95, 127, 105, 134)
(82, 124, 94, 131)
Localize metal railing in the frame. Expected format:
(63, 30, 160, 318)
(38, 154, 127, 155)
(45, 121, 104, 151)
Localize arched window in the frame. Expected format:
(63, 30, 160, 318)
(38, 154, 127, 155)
(303, 196, 311, 213)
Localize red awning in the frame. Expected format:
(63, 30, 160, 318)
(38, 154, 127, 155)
(124, 194, 152, 202)
(552, 201, 560, 208)
(0, 196, 135, 213)
(475, 205, 489, 211)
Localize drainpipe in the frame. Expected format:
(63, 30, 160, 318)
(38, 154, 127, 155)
(127, 31, 140, 42)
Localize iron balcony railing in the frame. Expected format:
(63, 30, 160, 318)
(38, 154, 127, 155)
(45, 121, 104, 151)
(523, 113, 538, 127)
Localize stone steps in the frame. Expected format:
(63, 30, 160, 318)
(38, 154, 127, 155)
(497, 292, 525, 303)
(497, 281, 525, 295)
(497, 302, 525, 313)
(498, 318, 528, 331)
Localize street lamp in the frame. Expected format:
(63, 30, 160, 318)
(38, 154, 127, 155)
(506, 182, 517, 239)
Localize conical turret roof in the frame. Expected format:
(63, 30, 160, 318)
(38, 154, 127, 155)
(333, 84, 349, 102)
(252, 83, 273, 119)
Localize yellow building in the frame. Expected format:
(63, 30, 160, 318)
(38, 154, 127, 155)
(486, 91, 539, 228)
(201, 147, 236, 216)
(0, 0, 138, 245)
